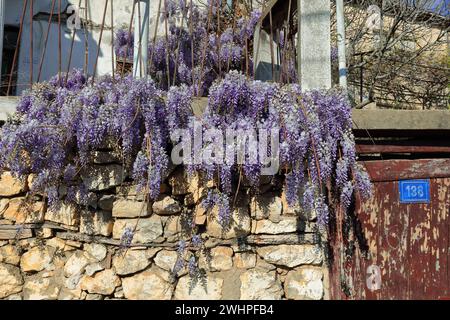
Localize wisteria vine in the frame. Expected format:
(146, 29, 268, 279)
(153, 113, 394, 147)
(0, 1, 371, 287)
(0, 69, 371, 284)
(115, 0, 263, 94)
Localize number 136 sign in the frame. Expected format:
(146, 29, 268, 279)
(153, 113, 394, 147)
(399, 180, 431, 204)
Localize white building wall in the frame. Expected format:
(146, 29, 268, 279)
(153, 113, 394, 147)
(5, 0, 205, 94)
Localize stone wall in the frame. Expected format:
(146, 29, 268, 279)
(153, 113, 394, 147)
(0, 164, 328, 300)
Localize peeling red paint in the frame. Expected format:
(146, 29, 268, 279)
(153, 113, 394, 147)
(343, 177, 450, 300)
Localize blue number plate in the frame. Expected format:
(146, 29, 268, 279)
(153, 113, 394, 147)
(399, 180, 430, 204)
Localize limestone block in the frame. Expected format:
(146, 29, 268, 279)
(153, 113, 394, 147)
(234, 252, 256, 269)
(112, 199, 151, 218)
(45, 203, 79, 227)
(23, 276, 60, 300)
(240, 269, 283, 300)
(80, 269, 121, 295)
(154, 250, 178, 272)
(3, 198, 45, 224)
(207, 206, 251, 240)
(175, 275, 223, 300)
(152, 196, 182, 215)
(112, 216, 163, 244)
(82, 165, 125, 191)
(122, 270, 173, 300)
(80, 210, 114, 237)
(284, 267, 324, 300)
(0, 172, 27, 197)
(20, 246, 55, 273)
(112, 250, 152, 275)
(0, 244, 21, 266)
(256, 245, 323, 268)
(250, 194, 282, 222)
(0, 263, 23, 298)
(64, 251, 89, 277)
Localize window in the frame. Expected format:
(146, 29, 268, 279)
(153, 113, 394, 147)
(1, 25, 20, 96)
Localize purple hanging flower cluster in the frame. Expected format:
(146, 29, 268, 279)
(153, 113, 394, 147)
(0, 69, 371, 248)
(0, 69, 372, 290)
(120, 227, 134, 247)
(274, 85, 372, 225)
(0, 70, 170, 206)
(0, 0, 372, 292)
(114, 0, 262, 93)
(115, 29, 134, 61)
(199, 72, 371, 227)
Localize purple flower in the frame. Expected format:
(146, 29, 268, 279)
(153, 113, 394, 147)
(188, 256, 198, 276)
(120, 227, 134, 247)
(354, 163, 372, 199)
(341, 181, 354, 209)
(177, 240, 187, 254)
(191, 235, 203, 248)
(331, 46, 339, 62)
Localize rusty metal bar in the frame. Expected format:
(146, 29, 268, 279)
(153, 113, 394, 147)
(227, 2, 236, 75)
(197, 2, 214, 96)
(269, 8, 275, 81)
(0, 0, 4, 76)
(163, 0, 170, 85)
(363, 158, 450, 182)
(111, 0, 115, 80)
(37, 0, 56, 83)
(284, 0, 292, 84)
(92, 0, 109, 84)
(173, 2, 187, 85)
(84, 0, 89, 76)
(217, 0, 221, 79)
(149, 0, 161, 74)
(7, 0, 28, 96)
(29, 0, 34, 87)
(66, 0, 83, 85)
(356, 144, 450, 154)
(58, 0, 62, 82)
(120, 0, 136, 78)
(189, 0, 194, 86)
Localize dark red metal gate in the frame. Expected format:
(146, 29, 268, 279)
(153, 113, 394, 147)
(349, 173, 450, 299)
(330, 109, 450, 299)
(331, 119, 450, 299)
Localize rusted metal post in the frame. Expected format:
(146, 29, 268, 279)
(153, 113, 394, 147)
(7, 0, 28, 96)
(29, 0, 34, 87)
(0, 0, 4, 77)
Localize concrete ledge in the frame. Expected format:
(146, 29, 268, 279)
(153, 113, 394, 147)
(194, 100, 450, 132)
(0, 96, 19, 121)
(3, 95, 450, 132)
(189, 100, 450, 132)
(352, 109, 450, 131)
